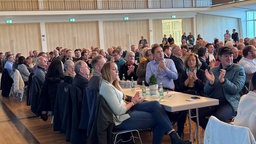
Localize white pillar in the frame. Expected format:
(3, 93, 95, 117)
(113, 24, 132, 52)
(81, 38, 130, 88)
(40, 22, 48, 52)
(149, 19, 154, 45)
(193, 15, 197, 37)
(98, 20, 105, 50)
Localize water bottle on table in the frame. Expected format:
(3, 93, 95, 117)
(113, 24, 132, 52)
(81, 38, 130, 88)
(142, 81, 146, 96)
(159, 82, 164, 100)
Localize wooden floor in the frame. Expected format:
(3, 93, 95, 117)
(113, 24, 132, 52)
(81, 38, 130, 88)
(0, 90, 204, 144)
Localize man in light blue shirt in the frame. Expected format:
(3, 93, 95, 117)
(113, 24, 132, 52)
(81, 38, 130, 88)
(4, 54, 14, 76)
(146, 44, 178, 90)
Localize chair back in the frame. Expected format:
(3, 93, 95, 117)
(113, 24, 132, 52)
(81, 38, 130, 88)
(79, 88, 114, 144)
(204, 116, 256, 144)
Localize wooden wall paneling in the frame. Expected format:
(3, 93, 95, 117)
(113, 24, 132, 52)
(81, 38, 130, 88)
(136, 0, 147, 9)
(153, 19, 163, 44)
(108, 0, 122, 9)
(46, 22, 99, 51)
(0, 24, 11, 53)
(18, 24, 41, 55)
(12, 0, 38, 10)
(79, 0, 96, 10)
(0, 24, 41, 56)
(49, 0, 64, 10)
(103, 20, 149, 51)
(103, 21, 125, 50)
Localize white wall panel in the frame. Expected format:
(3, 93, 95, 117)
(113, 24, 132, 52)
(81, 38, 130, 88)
(196, 13, 239, 43)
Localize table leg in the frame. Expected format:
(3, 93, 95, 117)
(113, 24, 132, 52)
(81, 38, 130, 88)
(188, 109, 192, 142)
(196, 108, 200, 144)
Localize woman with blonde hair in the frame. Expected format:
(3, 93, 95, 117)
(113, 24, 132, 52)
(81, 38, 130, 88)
(100, 61, 190, 144)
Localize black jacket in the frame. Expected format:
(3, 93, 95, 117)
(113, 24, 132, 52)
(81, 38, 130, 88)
(79, 88, 114, 144)
(1, 69, 13, 97)
(38, 77, 63, 112)
(87, 75, 101, 91)
(72, 74, 89, 93)
(29, 76, 43, 116)
(179, 69, 206, 96)
(170, 55, 185, 91)
(199, 57, 209, 71)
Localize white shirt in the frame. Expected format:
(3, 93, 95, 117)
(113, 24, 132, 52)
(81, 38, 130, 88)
(208, 53, 215, 62)
(239, 57, 256, 74)
(234, 91, 256, 139)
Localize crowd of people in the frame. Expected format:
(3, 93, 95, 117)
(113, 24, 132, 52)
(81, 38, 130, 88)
(0, 30, 256, 143)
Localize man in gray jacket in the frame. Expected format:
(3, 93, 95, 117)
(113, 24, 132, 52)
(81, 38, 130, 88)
(197, 46, 246, 129)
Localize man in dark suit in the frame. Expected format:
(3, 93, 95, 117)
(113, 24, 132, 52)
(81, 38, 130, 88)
(198, 47, 210, 71)
(87, 55, 106, 91)
(72, 60, 90, 92)
(170, 45, 185, 75)
(163, 45, 172, 59)
(170, 45, 185, 92)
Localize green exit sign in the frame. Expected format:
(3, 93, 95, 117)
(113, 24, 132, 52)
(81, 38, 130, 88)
(171, 15, 176, 19)
(6, 19, 12, 24)
(123, 16, 129, 21)
(69, 18, 75, 22)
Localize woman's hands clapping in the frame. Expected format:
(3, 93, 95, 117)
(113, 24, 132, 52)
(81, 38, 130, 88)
(131, 92, 144, 105)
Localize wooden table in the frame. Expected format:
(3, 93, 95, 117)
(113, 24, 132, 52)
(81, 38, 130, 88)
(123, 87, 219, 143)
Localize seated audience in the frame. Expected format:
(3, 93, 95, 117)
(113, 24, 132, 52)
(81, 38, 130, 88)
(146, 44, 178, 90)
(87, 55, 106, 91)
(4, 54, 14, 76)
(73, 49, 82, 62)
(163, 45, 172, 59)
(17, 56, 30, 85)
(197, 47, 245, 129)
(232, 47, 242, 63)
(72, 60, 90, 92)
(100, 62, 190, 144)
(170, 45, 185, 91)
(119, 51, 138, 81)
(38, 59, 64, 121)
(112, 49, 126, 72)
(206, 43, 216, 64)
(198, 47, 210, 71)
(239, 45, 256, 74)
(136, 49, 154, 85)
(34, 56, 48, 84)
(234, 72, 256, 139)
(180, 53, 206, 96)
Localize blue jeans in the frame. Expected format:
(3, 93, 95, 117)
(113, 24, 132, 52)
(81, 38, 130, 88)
(195, 103, 236, 129)
(115, 101, 173, 144)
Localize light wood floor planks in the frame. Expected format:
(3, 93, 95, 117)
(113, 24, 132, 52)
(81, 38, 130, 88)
(0, 91, 204, 144)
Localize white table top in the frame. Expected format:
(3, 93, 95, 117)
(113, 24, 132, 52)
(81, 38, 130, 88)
(123, 88, 219, 112)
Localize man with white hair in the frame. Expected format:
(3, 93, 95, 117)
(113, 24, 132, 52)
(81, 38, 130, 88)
(34, 56, 47, 83)
(72, 60, 90, 92)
